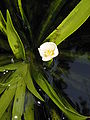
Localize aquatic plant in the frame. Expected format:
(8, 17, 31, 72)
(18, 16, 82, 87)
(0, 0, 90, 119)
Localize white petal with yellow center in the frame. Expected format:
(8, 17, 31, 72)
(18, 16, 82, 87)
(38, 42, 59, 61)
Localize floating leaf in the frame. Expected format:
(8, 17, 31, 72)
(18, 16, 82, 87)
(0, 10, 6, 34)
(7, 10, 26, 60)
(12, 79, 26, 120)
(26, 64, 44, 101)
(24, 92, 34, 120)
(45, 0, 90, 45)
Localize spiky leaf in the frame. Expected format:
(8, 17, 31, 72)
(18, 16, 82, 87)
(7, 10, 26, 60)
(45, 0, 90, 45)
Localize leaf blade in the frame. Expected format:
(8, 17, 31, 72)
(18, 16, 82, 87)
(0, 84, 16, 118)
(26, 65, 44, 101)
(12, 80, 26, 120)
(0, 10, 6, 34)
(18, 0, 33, 41)
(7, 10, 26, 60)
(38, 0, 66, 42)
(0, 101, 12, 120)
(0, 62, 22, 72)
(24, 92, 34, 120)
(45, 0, 90, 45)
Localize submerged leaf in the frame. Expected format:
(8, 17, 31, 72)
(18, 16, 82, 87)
(31, 63, 89, 120)
(38, 0, 66, 42)
(50, 109, 61, 120)
(18, 0, 33, 41)
(24, 92, 34, 120)
(6, 10, 26, 60)
(45, 0, 90, 45)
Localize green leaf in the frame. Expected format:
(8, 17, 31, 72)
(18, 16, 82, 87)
(0, 101, 12, 120)
(0, 70, 19, 87)
(31, 63, 89, 120)
(24, 92, 34, 120)
(6, 10, 26, 60)
(0, 10, 6, 34)
(0, 63, 27, 119)
(18, 0, 33, 41)
(0, 84, 16, 119)
(0, 71, 12, 94)
(0, 86, 5, 94)
(12, 79, 26, 120)
(18, 0, 24, 20)
(45, 0, 90, 45)
(0, 62, 27, 87)
(0, 55, 13, 67)
(38, 0, 66, 42)
(0, 62, 22, 72)
(50, 109, 61, 120)
(25, 64, 44, 101)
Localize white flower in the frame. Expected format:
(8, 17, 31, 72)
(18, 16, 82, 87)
(38, 42, 59, 61)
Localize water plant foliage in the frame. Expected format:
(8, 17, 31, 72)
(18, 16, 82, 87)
(0, 0, 90, 119)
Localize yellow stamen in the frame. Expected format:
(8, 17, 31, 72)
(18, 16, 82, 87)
(44, 49, 54, 57)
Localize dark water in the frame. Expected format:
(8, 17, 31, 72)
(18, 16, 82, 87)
(34, 18, 90, 119)
(0, 0, 90, 120)
(61, 54, 90, 115)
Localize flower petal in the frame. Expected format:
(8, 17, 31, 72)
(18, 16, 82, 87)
(38, 42, 59, 61)
(53, 47, 59, 57)
(42, 56, 53, 61)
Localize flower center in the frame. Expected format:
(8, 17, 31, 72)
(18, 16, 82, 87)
(44, 49, 54, 57)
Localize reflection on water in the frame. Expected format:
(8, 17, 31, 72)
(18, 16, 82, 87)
(61, 54, 90, 116)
